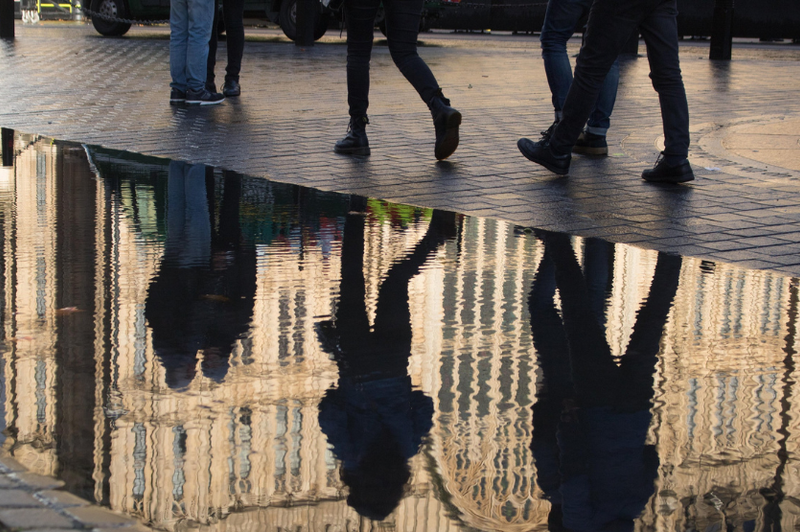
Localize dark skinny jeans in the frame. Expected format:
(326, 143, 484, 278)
(207, 0, 245, 85)
(344, 0, 440, 118)
(551, 0, 690, 164)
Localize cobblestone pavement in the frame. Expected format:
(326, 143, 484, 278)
(1, 23, 800, 279)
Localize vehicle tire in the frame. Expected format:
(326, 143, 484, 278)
(279, 0, 328, 41)
(90, 0, 131, 36)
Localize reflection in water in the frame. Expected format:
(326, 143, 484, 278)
(1, 134, 800, 532)
(530, 232, 680, 531)
(318, 199, 458, 520)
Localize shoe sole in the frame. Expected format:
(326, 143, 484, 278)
(334, 146, 371, 156)
(572, 145, 608, 156)
(186, 99, 225, 106)
(517, 138, 569, 175)
(642, 172, 695, 183)
(435, 111, 461, 161)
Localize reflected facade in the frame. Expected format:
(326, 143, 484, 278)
(1, 133, 800, 532)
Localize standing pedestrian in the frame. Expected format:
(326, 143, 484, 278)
(539, 0, 620, 156)
(518, 0, 694, 183)
(207, 0, 245, 97)
(334, 0, 461, 160)
(169, 0, 225, 105)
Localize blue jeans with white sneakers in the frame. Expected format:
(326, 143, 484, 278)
(170, 0, 215, 93)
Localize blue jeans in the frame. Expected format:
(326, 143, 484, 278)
(552, 0, 690, 163)
(540, 0, 619, 135)
(344, 0, 440, 117)
(170, 0, 215, 93)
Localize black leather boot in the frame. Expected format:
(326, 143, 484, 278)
(334, 116, 370, 156)
(428, 90, 461, 161)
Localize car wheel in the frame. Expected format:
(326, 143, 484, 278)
(90, 0, 132, 36)
(279, 0, 327, 41)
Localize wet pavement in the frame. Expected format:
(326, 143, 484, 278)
(1, 23, 800, 276)
(1, 139, 800, 532)
(2, 20, 800, 532)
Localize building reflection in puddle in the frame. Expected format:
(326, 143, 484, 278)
(0, 132, 799, 532)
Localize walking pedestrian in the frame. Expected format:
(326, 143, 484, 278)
(518, 0, 694, 183)
(334, 0, 461, 160)
(539, 0, 620, 156)
(169, 0, 225, 105)
(207, 0, 245, 97)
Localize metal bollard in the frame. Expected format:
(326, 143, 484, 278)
(0, 0, 14, 39)
(710, 0, 734, 60)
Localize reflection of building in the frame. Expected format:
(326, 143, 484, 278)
(2, 135, 800, 531)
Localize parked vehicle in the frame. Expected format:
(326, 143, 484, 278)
(88, 0, 331, 40)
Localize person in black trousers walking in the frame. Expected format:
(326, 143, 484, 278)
(334, 0, 461, 160)
(207, 0, 245, 97)
(518, 0, 694, 183)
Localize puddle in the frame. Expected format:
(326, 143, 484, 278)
(1, 131, 799, 532)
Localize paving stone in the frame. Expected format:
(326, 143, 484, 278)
(35, 491, 91, 509)
(13, 474, 65, 491)
(0, 508, 75, 529)
(63, 506, 136, 528)
(0, 489, 42, 508)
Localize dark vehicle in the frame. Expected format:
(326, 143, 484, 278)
(89, 0, 332, 40)
(432, 0, 800, 40)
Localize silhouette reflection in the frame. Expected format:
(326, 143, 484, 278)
(529, 231, 682, 531)
(145, 162, 257, 389)
(318, 198, 458, 521)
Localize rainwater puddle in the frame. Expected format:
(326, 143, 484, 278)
(1, 131, 799, 532)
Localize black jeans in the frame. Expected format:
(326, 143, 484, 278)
(552, 0, 690, 163)
(344, 0, 440, 117)
(207, 0, 245, 85)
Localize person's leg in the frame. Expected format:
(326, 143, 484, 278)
(539, 0, 590, 122)
(185, 0, 215, 92)
(585, 57, 619, 135)
(222, 0, 245, 83)
(206, 0, 219, 90)
(344, 0, 380, 118)
(550, 0, 641, 154)
(383, 0, 439, 105)
(169, 0, 190, 92)
(638, 0, 689, 165)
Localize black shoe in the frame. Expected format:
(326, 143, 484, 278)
(428, 89, 461, 161)
(222, 79, 241, 97)
(641, 152, 694, 183)
(539, 120, 558, 143)
(334, 116, 370, 156)
(185, 88, 225, 106)
(517, 137, 571, 175)
(572, 131, 608, 156)
(169, 88, 186, 105)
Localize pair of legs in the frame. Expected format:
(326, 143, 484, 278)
(169, 0, 215, 93)
(540, 0, 619, 136)
(207, 0, 245, 89)
(336, 0, 461, 159)
(551, 0, 689, 163)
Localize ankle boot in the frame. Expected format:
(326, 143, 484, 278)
(428, 90, 461, 160)
(334, 116, 370, 156)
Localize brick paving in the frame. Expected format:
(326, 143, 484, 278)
(2, 24, 800, 276)
(1, 20, 800, 531)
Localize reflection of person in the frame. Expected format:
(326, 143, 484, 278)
(145, 163, 256, 389)
(528, 231, 681, 531)
(518, 0, 693, 183)
(318, 200, 458, 520)
(207, 0, 245, 97)
(333, 0, 461, 160)
(538, 0, 620, 156)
